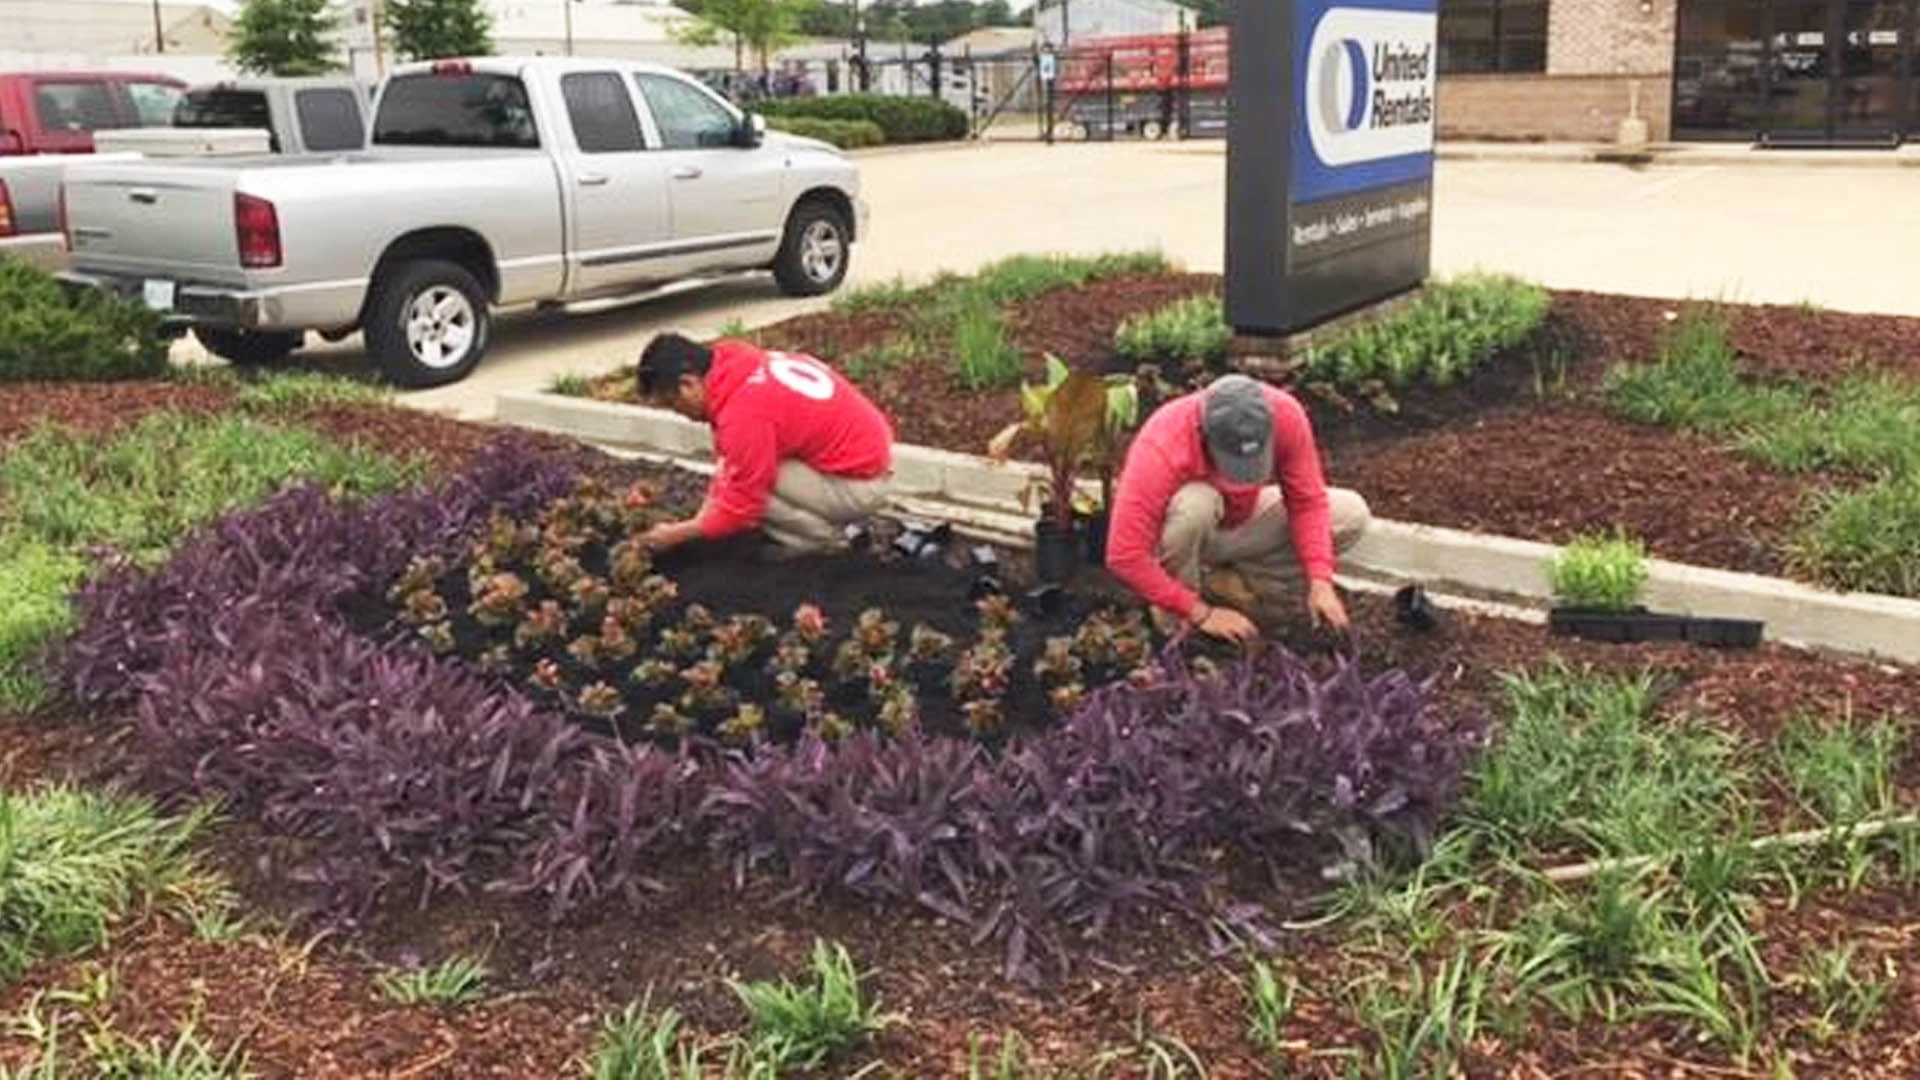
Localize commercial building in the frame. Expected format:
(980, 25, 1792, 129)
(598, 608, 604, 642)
(1438, 0, 1916, 146)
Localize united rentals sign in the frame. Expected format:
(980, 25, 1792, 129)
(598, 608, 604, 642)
(1226, 0, 1438, 336)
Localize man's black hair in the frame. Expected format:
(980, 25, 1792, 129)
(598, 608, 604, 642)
(636, 333, 714, 399)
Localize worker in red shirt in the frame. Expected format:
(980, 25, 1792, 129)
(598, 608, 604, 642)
(632, 333, 895, 556)
(1105, 374, 1371, 643)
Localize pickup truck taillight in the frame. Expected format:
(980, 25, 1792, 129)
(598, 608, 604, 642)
(0, 179, 15, 238)
(235, 193, 282, 269)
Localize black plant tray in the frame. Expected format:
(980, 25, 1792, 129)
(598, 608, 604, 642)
(1548, 607, 1763, 648)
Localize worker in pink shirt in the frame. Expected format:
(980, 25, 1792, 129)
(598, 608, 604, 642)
(1105, 374, 1371, 643)
(633, 332, 895, 556)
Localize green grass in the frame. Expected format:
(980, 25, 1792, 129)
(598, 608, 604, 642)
(1775, 718, 1902, 827)
(952, 305, 1024, 390)
(0, 541, 84, 714)
(376, 954, 490, 1008)
(548, 372, 596, 398)
(1243, 957, 1298, 1054)
(1547, 533, 1649, 612)
(0, 787, 210, 985)
(230, 372, 389, 412)
(729, 940, 889, 1073)
(1114, 294, 1232, 369)
(1604, 309, 1920, 597)
(1465, 665, 1744, 860)
(1346, 949, 1489, 1080)
(86, 1022, 253, 1080)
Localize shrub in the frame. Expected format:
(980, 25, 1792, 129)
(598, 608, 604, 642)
(1604, 307, 1799, 434)
(0, 786, 207, 984)
(756, 95, 967, 143)
(0, 256, 168, 382)
(952, 305, 1023, 390)
(1299, 273, 1549, 394)
(767, 116, 886, 150)
(1547, 534, 1649, 612)
(1114, 293, 1231, 368)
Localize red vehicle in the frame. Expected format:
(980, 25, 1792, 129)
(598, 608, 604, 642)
(0, 71, 187, 155)
(1054, 28, 1230, 141)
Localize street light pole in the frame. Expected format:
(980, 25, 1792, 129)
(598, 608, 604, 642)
(564, 0, 575, 56)
(152, 0, 165, 53)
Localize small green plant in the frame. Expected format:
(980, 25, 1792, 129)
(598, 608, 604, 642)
(953, 305, 1025, 390)
(1244, 957, 1298, 1053)
(0, 256, 167, 382)
(1346, 950, 1488, 1080)
(1631, 910, 1770, 1063)
(1467, 664, 1743, 860)
(966, 1030, 1039, 1079)
(375, 953, 490, 1008)
(1297, 273, 1548, 398)
(1547, 533, 1649, 612)
(548, 371, 596, 397)
(584, 995, 705, 1080)
(1740, 372, 1920, 478)
(0, 788, 209, 985)
(729, 940, 890, 1072)
(1789, 470, 1920, 597)
(1114, 293, 1232, 368)
(85, 1022, 253, 1080)
(1775, 717, 1902, 826)
(1790, 942, 1892, 1044)
(1604, 306, 1756, 430)
(0, 539, 84, 713)
(179, 890, 251, 945)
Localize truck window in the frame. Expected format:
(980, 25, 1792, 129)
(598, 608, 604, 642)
(295, 88, 366, 152)
(373, 73, 538, 149)
(561, 72, 644, 153)
(33, 81, 122, 134)
(176, 87, 279, 151)
(126, 82, 184, 126)
(632, 74, 739, 150)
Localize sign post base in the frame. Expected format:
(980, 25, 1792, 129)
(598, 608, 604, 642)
(1226, 288, 1426, 380)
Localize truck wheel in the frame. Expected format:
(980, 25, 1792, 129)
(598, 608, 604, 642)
(771, 201, 851, 297)
(1141, 120, 1166, 141)
(363, 260, 490, 388)
(195, 328, 304, 367)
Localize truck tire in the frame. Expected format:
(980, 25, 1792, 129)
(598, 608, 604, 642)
(771, 201, 851, 298)
(195, 327, 304, 367)
(363, 259, 490, 388)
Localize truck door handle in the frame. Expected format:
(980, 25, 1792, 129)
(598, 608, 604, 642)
(128, 188, 159, 204)
(671, 165, 703, 180)
(577, 174, 610, 187)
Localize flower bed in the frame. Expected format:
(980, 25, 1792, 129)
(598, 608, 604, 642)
(576, 265, 1920, 598)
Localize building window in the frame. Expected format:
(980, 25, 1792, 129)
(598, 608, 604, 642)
(1439, 0, 1549, 74)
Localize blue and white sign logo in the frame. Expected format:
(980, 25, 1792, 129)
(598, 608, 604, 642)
(1290, 0, 1437, 202)
(1304, 7, 1435, 165)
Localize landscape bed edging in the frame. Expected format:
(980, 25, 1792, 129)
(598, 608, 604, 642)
(496, 388, 1920, 665)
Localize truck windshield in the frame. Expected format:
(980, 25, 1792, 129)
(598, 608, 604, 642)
(372, 73, 539, 149)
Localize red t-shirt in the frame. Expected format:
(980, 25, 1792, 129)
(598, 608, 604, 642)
(1104, 384, 1335, 618)
(695, 341, 894, 540)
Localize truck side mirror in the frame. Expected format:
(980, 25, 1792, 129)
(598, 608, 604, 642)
(738, 112, 765, 148)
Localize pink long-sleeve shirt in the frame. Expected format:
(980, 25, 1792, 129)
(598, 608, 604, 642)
(1104, 384, 1335, 619)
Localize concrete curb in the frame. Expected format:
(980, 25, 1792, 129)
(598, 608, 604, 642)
(1435, 141, 1920, 169)
(497, 389, 1920, 664)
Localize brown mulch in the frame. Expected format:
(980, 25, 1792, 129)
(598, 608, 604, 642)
(1330, 403, 1826, 577)
(0, 380, 232, 444)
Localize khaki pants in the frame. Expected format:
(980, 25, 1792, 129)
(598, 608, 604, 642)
(1158, 483, 1371, 608)
(760, 461, 891, 552)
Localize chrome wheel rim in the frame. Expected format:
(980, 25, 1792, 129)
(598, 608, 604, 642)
(405, 286, 476, 370)
(799, 219, 844, 283)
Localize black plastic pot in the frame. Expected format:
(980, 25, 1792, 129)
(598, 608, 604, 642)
(1079, 510, 1111, 566)
(1023, 583, 1068, 617)
(1033, 519, 1080, 584)
(1549, 607, 1763, 648)
(1394, 584, 1438, 632)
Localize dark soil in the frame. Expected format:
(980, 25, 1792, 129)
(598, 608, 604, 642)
(0, 379, 231, 444)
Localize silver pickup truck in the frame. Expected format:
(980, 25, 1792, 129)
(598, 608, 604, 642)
(61, 57, 866, 386)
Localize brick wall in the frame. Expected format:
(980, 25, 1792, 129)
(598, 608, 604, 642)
(1438, 74, 1675, 142)
(1548, 0, 1678, 76)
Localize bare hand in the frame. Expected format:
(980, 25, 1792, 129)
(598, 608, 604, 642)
(1194, 604, 1259, 644)
(1307, 579, 1350, 631)
(639, 520, 697, 552)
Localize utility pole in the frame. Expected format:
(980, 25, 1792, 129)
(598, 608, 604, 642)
(564, 0, 576, 56)
(152, 0, 165, 53)
(371, 0, 388, 77)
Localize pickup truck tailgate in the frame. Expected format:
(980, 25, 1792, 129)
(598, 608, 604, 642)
(64, 161, 244, 280)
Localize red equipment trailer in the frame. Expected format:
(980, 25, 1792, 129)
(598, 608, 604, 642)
(1053, 28, 1229, 141)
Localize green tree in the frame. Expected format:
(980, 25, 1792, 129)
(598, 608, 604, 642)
(228, 0, 341, 76)
(384, 0, 495, 61)
(674, 0, 805, 72)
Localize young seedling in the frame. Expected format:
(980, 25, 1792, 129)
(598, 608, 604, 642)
(376, 953, 490, 1008)
(1244, 957, 1299, 1053)
(1547, 534, 1649, 613)
(585, 994, 706, 1080)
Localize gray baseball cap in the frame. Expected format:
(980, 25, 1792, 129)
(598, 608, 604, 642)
(1201, 374, 1274, 486)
